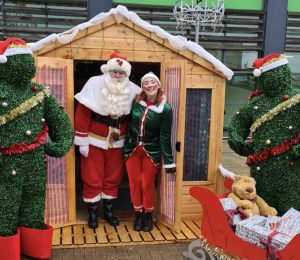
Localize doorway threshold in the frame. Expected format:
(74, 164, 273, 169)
(52, 219, 200, 248)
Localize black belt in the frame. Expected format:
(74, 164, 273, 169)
(137, 136, 158, 142)
(129, 132, 158, 143)
(91, 112, 129, 128)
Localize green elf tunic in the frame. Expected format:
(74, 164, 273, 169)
(123, 99, 175, 171)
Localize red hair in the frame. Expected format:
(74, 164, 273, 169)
(135, 88, 164, 104)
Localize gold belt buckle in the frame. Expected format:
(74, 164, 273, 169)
(107, 126, 120, 148)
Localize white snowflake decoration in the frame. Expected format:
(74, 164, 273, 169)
(173, 0, 225, 43)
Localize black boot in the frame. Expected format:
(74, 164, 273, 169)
(133, 211, 144, 231)
(143, 212, 153, 232)
(103, 199, 119, 226)
(87, 202, 99, 229)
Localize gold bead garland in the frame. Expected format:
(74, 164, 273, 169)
(249, 93, 300, 138)
(198, 236, 240, 260)
(0, 87, 50, 127)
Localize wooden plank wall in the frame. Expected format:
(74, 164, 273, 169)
(36, 21, 225, 221)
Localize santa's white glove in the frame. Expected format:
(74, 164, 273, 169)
(79, 145, 89, 157)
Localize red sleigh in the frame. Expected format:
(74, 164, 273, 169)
(190, 179, 300, 260)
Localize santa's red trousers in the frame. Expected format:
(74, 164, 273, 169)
(81, 145, 123, 201)
(125, 145, 158, 212)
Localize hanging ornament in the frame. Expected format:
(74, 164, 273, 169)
(283, 95, 289, 101)
(33, 85, 39, 92)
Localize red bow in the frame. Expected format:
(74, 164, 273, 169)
(260, 229, 280, 260)
(248, 89, 264, 100)
(225, 207, 248, 226)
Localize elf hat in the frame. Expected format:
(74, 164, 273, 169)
(252, 54, 288, 77)
(101, 53, 131, 76)
(141, 72, 161, 86)
(0, 38, 33, 64)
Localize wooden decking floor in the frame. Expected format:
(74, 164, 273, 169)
(52, 219, 201, 248)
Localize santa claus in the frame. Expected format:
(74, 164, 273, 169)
(74, 53, 141, 228)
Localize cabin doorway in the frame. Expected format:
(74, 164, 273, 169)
(74, 60, 160, 222)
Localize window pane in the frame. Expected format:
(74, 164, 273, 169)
(183, 89, 211, 181)
(285, 52, 300, 88)
(224, 51, 258, 70)
(224, 75, 255, 129)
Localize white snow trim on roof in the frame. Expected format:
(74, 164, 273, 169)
(30, 5, 234, 80)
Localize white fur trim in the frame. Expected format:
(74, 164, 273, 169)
(144, 207, 154, 211)
(139, 99, 166, 113)
(75, 75, 140, 116)
(0, 55, 7, 63)
(163, 163, 176, 168)
(4, 47, 33, 57)
(219, 164, 236, 179)
(253, 68, 261, 77)
(101, 58, 131, 76)
(141, 72, 160, 85)
(83, 194, 101, 203)
(261, 59, 288, 73)
(101, 193, 117, 199)
(74, 136, 90, 145)
(75, 131, 88, 135)
(253, 59, 289, 77)
(89, 135, 125, 149)
(133, 205, 143, 210)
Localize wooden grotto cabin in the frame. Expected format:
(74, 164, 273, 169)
(31, 5, 233, 247)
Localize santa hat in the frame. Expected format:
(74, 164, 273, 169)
(141, 72, 161, 85)
(101, 53, 131, 76)
(0, 38, 33, 64)
(252, 54, 288, 77)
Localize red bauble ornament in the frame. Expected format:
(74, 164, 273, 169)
(248, 139, 254, 144)
(283, 95, 289, 101)
(33, 86, 39, 92)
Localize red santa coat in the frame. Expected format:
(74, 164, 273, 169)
(74, 75, 140, 201)
(74, 75, 140, 148)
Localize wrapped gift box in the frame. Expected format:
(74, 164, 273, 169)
(269, 232, 292, 251)
(236, 215, 293, 251)
(219, 198, 244, 226)
(282, 208, 300, 219)
(235, 216, 267, 248)
(276, 208, 300, 237)
(219, 198, 237, 210)
(264, 215, 281, 229)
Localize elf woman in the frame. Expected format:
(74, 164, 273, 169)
(123, 72, 176, 232)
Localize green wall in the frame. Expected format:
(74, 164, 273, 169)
(114, 0, 263, 10)
(288, 0, 300, 12)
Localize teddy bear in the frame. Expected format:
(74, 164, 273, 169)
(219, 165, 277, 217)
(0, 38, 73, 260)
(228, 174, 277, 217)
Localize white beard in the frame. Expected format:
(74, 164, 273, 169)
(101, 73, 131, 116)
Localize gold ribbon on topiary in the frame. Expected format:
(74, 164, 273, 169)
(0, 87, 50, 127)
(249, 93, 300, 138)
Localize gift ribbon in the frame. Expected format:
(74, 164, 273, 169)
(260, 229, 280, 260)
(225, 207, 248, 226)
